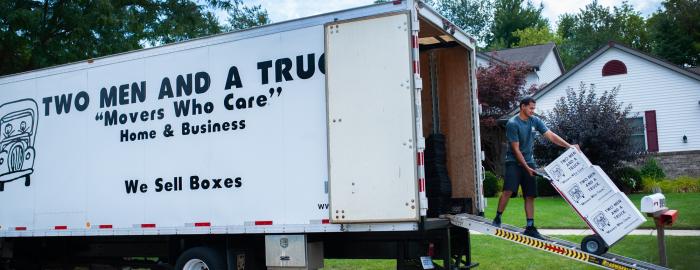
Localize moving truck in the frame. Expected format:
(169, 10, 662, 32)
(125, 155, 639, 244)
(0, 1, 485, 269)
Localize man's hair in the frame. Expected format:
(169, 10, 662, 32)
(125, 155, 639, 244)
(519, 96, 536, 108)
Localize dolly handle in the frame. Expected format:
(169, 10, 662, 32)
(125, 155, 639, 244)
(533, 170, 552, 181)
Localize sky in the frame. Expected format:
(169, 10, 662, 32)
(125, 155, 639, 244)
(236, 0, 664, 27)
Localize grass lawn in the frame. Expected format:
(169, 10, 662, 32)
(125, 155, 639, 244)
(322, 235, 700, 270)
(482, 193, 700, 229)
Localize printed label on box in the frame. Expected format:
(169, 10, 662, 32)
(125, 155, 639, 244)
(586, 192, 645, 245)
(544, 148, 592, 185)
(556, 166, 619, 217)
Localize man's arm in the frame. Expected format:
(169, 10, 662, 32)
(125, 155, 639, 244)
(511, 141, 536, 176)
(543, 130, 580, 150)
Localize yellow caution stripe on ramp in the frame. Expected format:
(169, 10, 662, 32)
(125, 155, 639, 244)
(494, 229, 635, 270)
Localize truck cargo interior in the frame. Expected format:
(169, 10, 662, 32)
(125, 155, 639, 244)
(418, 17, 478, 216)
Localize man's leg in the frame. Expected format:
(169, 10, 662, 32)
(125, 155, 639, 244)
(524, 196, 535, 225)
(521, 167, 543, 239)
(497, 190, 513, 213)
(493, 190, 513, 226)
(494, 162, 519, 227)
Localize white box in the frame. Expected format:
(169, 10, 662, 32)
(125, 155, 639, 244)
(555, 166, 620, 217)
(585, 192, 646, 245)
(544, 148, 592, 185)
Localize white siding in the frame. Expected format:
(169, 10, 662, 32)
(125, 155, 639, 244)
(476, 54, 490, 67)
(536, 48, 700, 153)
(536, 50, 563, 85)
(525, 72, 539, 88)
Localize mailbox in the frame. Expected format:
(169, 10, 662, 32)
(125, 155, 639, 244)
(641, 193, 667, 213)
(660, 210, 678, 226)
(640, 193, 678, 267)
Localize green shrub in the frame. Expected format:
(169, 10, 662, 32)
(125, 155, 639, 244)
(641, 176, 660, 193)
(613, 167, 642, 193)
(673, 176, 700, 193)
(657, 180, 676, 193)
(640, 158, 665, 180)
(483, 171, 503, 197)
(642, 176, 700, 193)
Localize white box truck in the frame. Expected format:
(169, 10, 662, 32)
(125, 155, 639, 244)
(0, 1, 485, 269)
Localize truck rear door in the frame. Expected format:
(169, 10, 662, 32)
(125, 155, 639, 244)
(325, 13, 418, 223)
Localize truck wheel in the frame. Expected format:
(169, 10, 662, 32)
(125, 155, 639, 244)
(25, 175, 30, 186)
(581, 235, 608, 255)
(0, 182, 4, 191)
(174, 247, 226, 270)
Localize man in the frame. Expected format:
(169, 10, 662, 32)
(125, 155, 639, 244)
(492, 97, 577, 239)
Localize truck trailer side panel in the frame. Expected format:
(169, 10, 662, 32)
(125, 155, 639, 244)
(0, 25, 332, 235)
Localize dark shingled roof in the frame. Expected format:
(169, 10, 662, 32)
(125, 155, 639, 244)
(485, 43, 561, 71)
(476, 51, 508, 66)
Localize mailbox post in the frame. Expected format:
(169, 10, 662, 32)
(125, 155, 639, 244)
(641, 193, 678, 267)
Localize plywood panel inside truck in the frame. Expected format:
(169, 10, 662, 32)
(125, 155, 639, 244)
(419, 46, 475, 201)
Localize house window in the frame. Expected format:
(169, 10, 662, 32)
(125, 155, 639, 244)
(602, 60, 627, 76)
(628, 116, 646, 152)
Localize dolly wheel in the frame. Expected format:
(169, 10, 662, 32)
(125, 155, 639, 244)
(25, 175, 31, 186)
(581, 235, 609, 255)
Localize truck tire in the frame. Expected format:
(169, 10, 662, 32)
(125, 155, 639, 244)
(581, 235, 608, 255)
(25, 175, 30, 186)
(174, 247, 226, 270)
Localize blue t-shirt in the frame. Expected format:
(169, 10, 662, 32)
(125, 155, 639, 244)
(505, 115, 549, 164)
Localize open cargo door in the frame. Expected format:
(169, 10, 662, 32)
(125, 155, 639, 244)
(325, 13, 418, 223)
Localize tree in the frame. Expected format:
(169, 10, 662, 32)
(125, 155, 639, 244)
(376, 0, 494, 46)
(146, 0, 225, 46)
(556, 1, 650, 68)
(647, 0, 700, 67)
(513, 26, 561, 47)
(433, 0, 494, 46)
(227, 0, 271, 31)
(0, 0, 270, 76)
(555, 13, 578, 67)
(488, 0, 548, 49)
(477, 60, 534, 172)
(534, 83, 636, 181)
(0, 0, 150, 75)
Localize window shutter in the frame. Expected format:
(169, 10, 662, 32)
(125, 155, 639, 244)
(645, 111, 659, 152)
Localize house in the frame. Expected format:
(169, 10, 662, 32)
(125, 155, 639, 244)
(476, 42, 565, 88)
(524, 41, 700, 178)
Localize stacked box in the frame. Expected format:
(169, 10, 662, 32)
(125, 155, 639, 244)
(554, 166, 620, 217)
(544, 148, 646, 246)
(543, 148, 592, 186)
(585, 192, 646, 245)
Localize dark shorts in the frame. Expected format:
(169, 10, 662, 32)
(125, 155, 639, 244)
(504, 162, 537, 198)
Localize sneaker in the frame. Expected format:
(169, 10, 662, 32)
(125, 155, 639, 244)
(492, 218, 502, 228)
(523, 226, 544, 240)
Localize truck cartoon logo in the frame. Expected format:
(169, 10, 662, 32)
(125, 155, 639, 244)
(567, 184, 585, 203)
(592, 212, 610, 231)
(0, 99, 38, 191)
(550, 164, 564, 181)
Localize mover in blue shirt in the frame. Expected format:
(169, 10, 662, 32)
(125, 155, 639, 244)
(493, 97, 579, 239)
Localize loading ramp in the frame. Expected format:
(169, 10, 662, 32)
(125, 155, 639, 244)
(446, 213, 671, 270)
